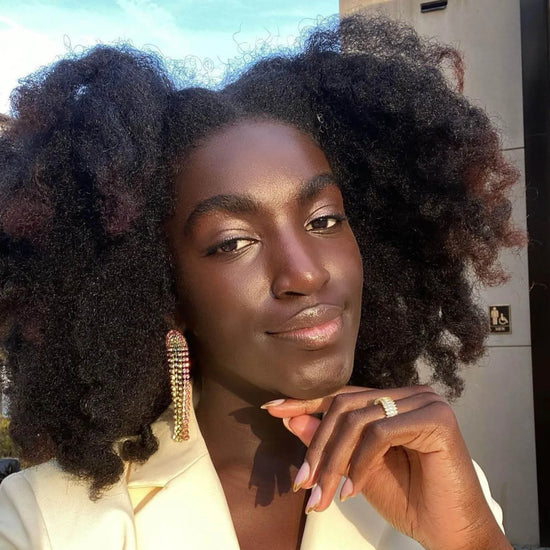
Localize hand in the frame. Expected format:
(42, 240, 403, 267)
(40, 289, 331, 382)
(262, 386, 512, 550)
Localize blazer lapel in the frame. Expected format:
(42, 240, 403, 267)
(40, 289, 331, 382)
(301, 483, 425, 550)
(127, 396, 420, 550)
(128, 402, 240, 550)
(300, 488, 383, 550)
(133, 454, 240, 550)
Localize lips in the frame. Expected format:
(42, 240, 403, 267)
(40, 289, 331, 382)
(266, 304, 344, 350)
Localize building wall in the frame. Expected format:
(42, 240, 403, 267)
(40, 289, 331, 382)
(339, 0, 538, 544)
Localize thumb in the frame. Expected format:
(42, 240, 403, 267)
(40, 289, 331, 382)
(282, 414, 321, 446)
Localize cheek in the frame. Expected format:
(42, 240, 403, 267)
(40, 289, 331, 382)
(338, 234, 364, 293)
(340, 236, 364, 333)
(176, 259, 267, 338)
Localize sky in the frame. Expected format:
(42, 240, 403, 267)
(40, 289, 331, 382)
(0, 0, 338, 114)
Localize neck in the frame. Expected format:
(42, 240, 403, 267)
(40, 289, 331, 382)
(195, 375, 309, 544)
(195, 374, 306, 477)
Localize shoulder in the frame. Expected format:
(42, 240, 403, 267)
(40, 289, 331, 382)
(0, 461, 137, 550)
(1, 460, 89, 513)
(0, 465, 52, 550)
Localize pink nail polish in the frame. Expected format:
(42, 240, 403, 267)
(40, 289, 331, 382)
(293, 461, 310, 492)
(340, 477, 354, 502)
(305, 485, 322, 514)
(260, 398, 286, 409)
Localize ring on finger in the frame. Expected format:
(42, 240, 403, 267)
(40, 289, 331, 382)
(373, 396, 398, 418)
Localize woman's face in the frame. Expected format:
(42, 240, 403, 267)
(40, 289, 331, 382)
(166, 120, 363, 401)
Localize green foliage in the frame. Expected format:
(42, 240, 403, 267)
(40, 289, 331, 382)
(0, 416, 19, 458)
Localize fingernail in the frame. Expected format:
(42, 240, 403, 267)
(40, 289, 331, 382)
(260, 398, 286, 409)
(282, 417, 297, 436)
(340, 477, 354, 502)
(293, 461, 310, 492)
(305, 485, 322, 514)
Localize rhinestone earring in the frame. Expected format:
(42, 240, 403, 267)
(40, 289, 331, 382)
(166, 329, 191, 441)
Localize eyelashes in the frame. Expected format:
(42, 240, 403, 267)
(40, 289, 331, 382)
(205, 213, 348, 257)
(205, 237, 257, 256)
(305, 213, 347, 231)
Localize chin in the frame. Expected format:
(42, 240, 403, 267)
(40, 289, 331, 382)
(284, 360, 353, 400)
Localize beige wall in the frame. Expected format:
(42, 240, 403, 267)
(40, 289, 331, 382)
(339, 0, 538, 545)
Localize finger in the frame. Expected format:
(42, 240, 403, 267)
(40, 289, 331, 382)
(299, 387, 438, 490)
(306, 406, 368, 511)
(283, 414, 321, 446)
(262, 385, 435, 418)
(261, 386, 367, 417)
(345, 399, 459, 500)
(311, 391, 446, 511)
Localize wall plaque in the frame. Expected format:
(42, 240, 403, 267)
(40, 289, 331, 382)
(489, 304, 511, 333)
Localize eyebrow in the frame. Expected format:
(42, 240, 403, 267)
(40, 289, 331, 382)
(183, 172, 338, 235)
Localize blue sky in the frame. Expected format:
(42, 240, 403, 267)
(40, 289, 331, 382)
(0, 0, 338, 113)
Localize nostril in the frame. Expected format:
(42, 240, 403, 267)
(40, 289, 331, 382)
(280, 286, 320, 297)
(270, 264, 330, 299)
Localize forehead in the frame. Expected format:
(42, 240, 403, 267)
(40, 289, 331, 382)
(174, 120, 331, 208)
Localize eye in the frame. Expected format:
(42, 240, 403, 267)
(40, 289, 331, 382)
(206, 237, 256, 256)
(305, 214, 347, 231)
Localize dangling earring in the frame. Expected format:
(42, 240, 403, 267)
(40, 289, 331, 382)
(166, 329, 191, 441)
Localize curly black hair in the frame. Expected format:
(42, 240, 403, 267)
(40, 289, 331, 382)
(0, 16, 523, 496)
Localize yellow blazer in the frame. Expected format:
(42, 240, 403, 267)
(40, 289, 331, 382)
(0, 403, 503, 550)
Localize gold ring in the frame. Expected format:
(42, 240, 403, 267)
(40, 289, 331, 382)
(373, 396, 398, 418)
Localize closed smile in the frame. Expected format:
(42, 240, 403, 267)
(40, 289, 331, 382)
(266, 305, 344, 350)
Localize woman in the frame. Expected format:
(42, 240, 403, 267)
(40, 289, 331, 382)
(0, 15, 521, 550)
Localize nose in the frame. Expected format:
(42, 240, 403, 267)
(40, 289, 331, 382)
(270, 233, 330, 298)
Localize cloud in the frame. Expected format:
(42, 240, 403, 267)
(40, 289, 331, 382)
(0, 16, 61, 113)
(115, 0, 183, 43)
(0, 0, 337, 112)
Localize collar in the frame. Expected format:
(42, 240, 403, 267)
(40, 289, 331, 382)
(124, 389, 397, 550)
(126, 398, 208, 488)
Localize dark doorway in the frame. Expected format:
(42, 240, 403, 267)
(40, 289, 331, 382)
(521, 0, 550, 544)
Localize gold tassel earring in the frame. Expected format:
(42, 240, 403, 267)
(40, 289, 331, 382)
(166, 329, 191, 441)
